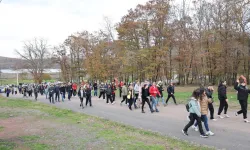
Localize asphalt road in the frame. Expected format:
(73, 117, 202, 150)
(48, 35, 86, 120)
(3, 93, 250, 150)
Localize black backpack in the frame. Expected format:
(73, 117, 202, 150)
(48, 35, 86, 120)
(186, 100, 192, 112)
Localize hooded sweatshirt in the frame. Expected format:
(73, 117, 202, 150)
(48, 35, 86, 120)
(189, 97, 201, 117)
(234, 82, 250, 101)
(218, 84, 227, 100)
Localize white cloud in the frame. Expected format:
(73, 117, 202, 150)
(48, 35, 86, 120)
(0, 0, 149, 57)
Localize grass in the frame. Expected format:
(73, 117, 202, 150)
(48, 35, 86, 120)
(0, 126, 4, 132)
(0, 139, 16, 150)
(0, 97, 215, 150)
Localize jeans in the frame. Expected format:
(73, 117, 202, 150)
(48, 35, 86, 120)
(55, 92, 60, 101)
(86, 95, 92, 106)
(142, 98, 152, 112)
(195, 115, 209, 132)
(151, 96, 158, 111)
(68, 91, 72, 100)
(61, 93, 65, 102)
(157, 96, 165, 105)
(94, 90, 97, 96)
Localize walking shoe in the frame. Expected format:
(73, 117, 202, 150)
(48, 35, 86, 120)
(218, 115, 224, 119)
(206, 131, 215, 136)
(225, 114, 230, 118)
(244, 119, 250, 123)
(235, 112, 238, 116)
(194, 127, 199, 132)
(142, 111, 145, 113)
(200, 134, 208, 138)
(182, 130, 188, 136)
(156, 110, 159, 113)
(211, 119, 217, 121)
(191, 125, 196, 130)
(112, 102, 116, 105)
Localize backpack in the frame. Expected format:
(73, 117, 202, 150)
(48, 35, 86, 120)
(186, 100, 192, 112)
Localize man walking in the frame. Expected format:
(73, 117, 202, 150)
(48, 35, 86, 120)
(166, 83, 177, 105)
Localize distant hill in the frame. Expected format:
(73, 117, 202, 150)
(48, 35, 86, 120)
(0, 56, 60, 69)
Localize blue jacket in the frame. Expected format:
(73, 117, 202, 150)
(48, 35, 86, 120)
(188, 97, 201, 117)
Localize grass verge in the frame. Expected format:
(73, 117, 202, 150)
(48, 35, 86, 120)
(0, 97, 214, 150)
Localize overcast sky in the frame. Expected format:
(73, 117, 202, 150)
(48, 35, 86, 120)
(0, 0, 184, 58)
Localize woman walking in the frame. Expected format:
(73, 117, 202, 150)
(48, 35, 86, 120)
(182, 88, 208, 138)
(78, 86, 86, 109)
(217, 81, 230, 119)
(193, 88, 215, 136)
(141, 83, 153, 113)
(234, 76, 250, 123)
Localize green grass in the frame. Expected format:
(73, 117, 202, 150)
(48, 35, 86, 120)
(0, 97, 214, 150)
(19, 135, 50, 150)
(0, 139, 16, 150)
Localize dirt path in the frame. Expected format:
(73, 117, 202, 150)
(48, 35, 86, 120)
(6, 93, 250, 150)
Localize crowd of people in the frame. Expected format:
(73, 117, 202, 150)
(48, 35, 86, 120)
(2, 75, 250, 139)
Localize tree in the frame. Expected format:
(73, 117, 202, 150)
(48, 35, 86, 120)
(15, 38, 52, 83)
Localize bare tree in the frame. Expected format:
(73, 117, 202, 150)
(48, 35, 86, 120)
(15, 38, 52, 83)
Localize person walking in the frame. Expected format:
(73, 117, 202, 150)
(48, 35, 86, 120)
(134, 82, 140, 109)
(192, 88, 215, 136)
(166, 83, 177, 105)
(34, 85, 39, 101)
(157, 81, 166, 107)
(234, 76, 250, 123)
(149, 82, 160, 112)
(127, 84, 134, 110)
(55, 84, 60, 102)
(217, 81, 230, 119)
(182, 88, 208, 138)
(99, 83, 106, 100)
(121, 83, 128, 105)
(78, 86, 86, 109)
(111, 82, 116, 103)
(93, 81, 98, 96)
(72, 83, 77, 96)
(141, 83, 153, 113)
(48, 84, 55, 104)
(106, 84, 114, 104)
(67, 82, 73, 101)
(205, 85, 216, 121)
(119, 81, 124, 98)
(60, 84, 66, 102)
(85, 84, 92, 107)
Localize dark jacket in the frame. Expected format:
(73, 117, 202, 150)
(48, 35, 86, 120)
(157, 85, 164, 97)
(55, 86, 60, 93)
(67, 85, 73, 93)
(78, 89, 86, 98)
(100, 84, 105, 92)
(93, 83, 98, 90)
(234, 82, 250, 101)
(85, 88, 91, 96)
(218, 84, 227, 100)
(48, 86, 55, 95)
(60, 86, 66, 93)
(167, 85, 174, 95)
(111, 85, 116, 94)
(141, 87, 150, 99)
(106, 87, 112, 95)
(205, 88, 213, 99)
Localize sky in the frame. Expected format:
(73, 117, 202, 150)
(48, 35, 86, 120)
(0, 0, 184, 58)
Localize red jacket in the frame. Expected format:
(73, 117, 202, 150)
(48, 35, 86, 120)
(149, 85, 160, 97)
(72, 83, 77, 90)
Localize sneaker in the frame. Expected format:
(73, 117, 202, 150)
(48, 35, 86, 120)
(142, 111, 145, 113)
(206, 131, 215, 136)
(191, 125, 196, 130)
(156, 110, 159, 113)
(225, 114, 230, 118)
(235, 112, 238, 116)
(182, 130, 188, 136)
(211, 119, 217, 121)
(218, 115, 224, 119)
(107, 103, 110, 104)
(244, 119, 250, 123)
(194, 127, 199, 132)
(200, 134, 208, 138)
(112, 102, 116, 105)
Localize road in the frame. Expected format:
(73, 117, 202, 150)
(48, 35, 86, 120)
(3, 93, 250, 150)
